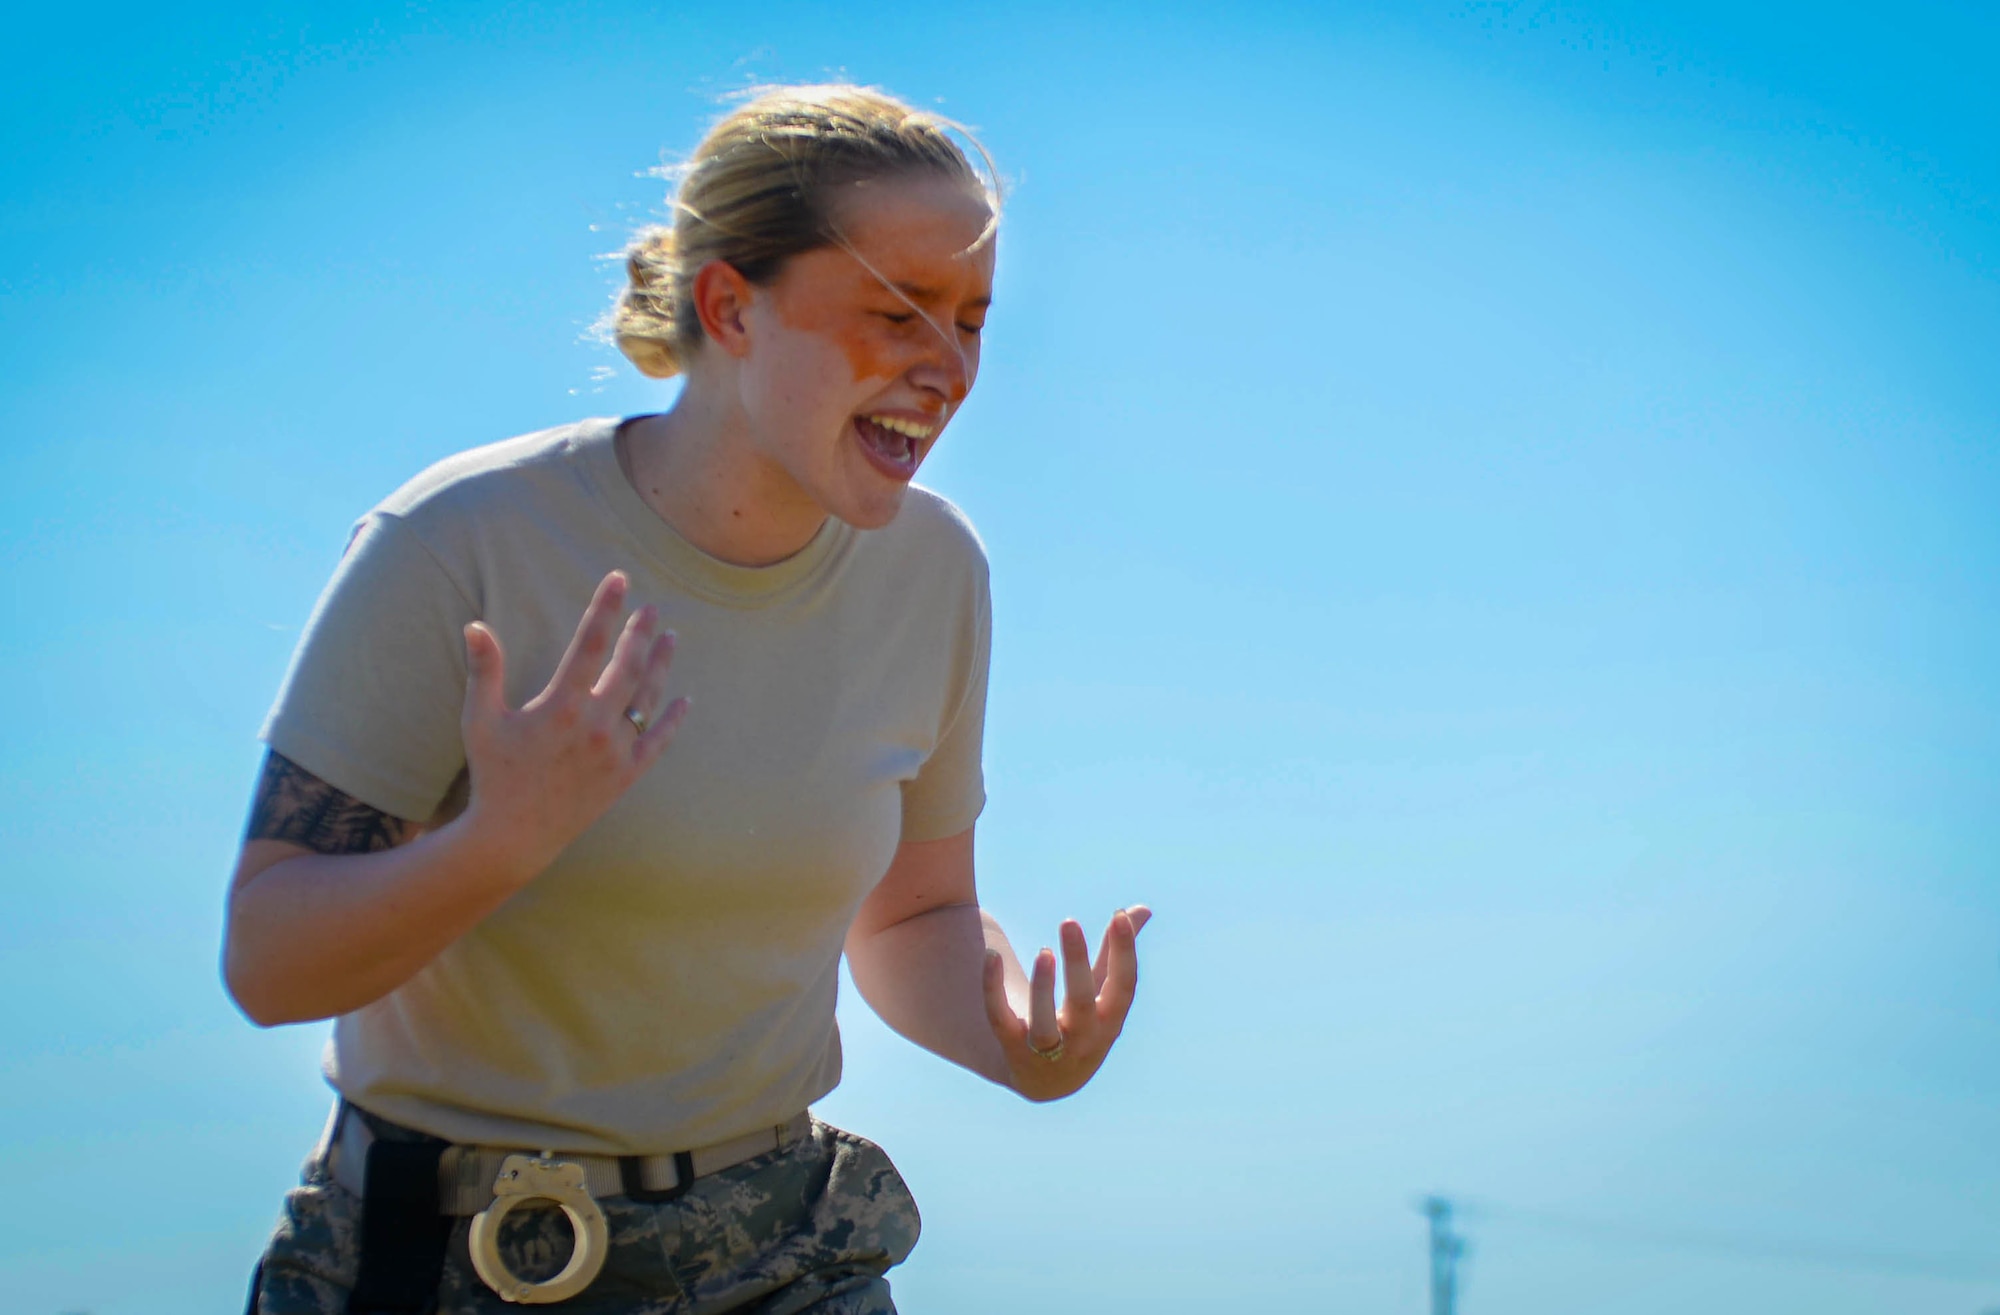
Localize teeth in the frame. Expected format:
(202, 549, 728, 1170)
(865, 414, 935, 440)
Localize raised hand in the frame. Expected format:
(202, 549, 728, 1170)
(982, 906, 1152, 1101)
(458, 570, 690, 880)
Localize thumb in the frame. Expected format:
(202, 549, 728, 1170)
(982, 949, 1025, 1044)
(463, 621, 508, 721)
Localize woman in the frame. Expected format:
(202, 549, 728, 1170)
(225, 84, 1149, 1314)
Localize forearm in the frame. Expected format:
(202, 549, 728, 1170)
(223, 813, 529, 1026)
(846, 903, 1027, 1090)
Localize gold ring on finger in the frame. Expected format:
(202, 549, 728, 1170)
(1027, 1033, 1065, 1063)
(623, 706, 648, 736)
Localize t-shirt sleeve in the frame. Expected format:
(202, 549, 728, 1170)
(259, 511, 478, 822)
(899, 570, 991, 842)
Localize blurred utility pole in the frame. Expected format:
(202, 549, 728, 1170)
(1421, 1196, 1467, 1315)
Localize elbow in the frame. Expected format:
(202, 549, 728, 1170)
(221, 936, 311, 1029)
(222, 871, 285, 1027)
(236, 1001, 291, 1030)
(221, 950, 283, 1028)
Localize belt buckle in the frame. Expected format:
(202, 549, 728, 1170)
(467, 1153, 610, 1304)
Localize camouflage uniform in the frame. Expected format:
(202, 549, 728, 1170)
(250, 1110, 921, 1314)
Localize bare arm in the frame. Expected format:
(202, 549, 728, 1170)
(224, 752, 533, 1026)
(223, 570, 688, 1027)
(844, 825, 1149, 1101)
(843, 830, 1015, 1086)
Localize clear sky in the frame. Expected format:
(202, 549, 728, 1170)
(2, 3, 1996, 1312)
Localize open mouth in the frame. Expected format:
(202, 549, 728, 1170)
(853, 413, 936, 481)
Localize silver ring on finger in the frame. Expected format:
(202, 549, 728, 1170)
(1027, 1032, 1065, 1063)
(622, 706, 649, 736)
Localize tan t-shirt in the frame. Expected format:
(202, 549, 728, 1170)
(261, 416, 990, 1153)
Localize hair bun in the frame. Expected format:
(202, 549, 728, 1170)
(613, 227, 684, 379)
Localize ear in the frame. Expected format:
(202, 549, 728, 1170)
(690, 260, 756, 358)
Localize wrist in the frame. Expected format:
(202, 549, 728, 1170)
(437, 802, 551, 892)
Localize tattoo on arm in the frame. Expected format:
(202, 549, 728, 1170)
(246, 751, 419, 854)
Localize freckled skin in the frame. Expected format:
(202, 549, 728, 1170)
(733, 175, 996, 531)
(772, 255, 958, 387)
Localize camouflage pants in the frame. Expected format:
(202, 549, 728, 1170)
(250, 1110, 921, 1314)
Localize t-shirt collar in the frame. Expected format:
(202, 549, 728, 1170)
(576, 415, 850, 607)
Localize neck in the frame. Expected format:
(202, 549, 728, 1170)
(618, 380, 829, 567)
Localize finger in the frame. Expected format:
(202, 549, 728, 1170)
(1092, 906, 1151, 991)
(1059, 919, 1094, 1021)
(1027, 946, 1060, 1050)
(621, 631, 678, 727)
(634, 694, 692, 762)
(546, 571, 628, 695)
(982, 949, 1026, 1044)
(461, 622, 509, 721)
(1096, 909, 1140, 1021)
(591, 604, 659, 703)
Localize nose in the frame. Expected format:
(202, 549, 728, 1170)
(909, 318, 973, 405)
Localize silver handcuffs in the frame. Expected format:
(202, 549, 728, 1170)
(468, 1153, 610, 1304)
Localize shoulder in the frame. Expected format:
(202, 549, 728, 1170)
(372, 418, 604, 528)
(837, 485, 989, 631)
(882, 484, 990, 582)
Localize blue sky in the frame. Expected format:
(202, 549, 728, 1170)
(2, 3, 1996, 1312)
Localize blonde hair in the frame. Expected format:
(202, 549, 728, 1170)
(613, 84, 997, 380)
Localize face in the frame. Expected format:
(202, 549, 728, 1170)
(733, 173, 996, 529)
